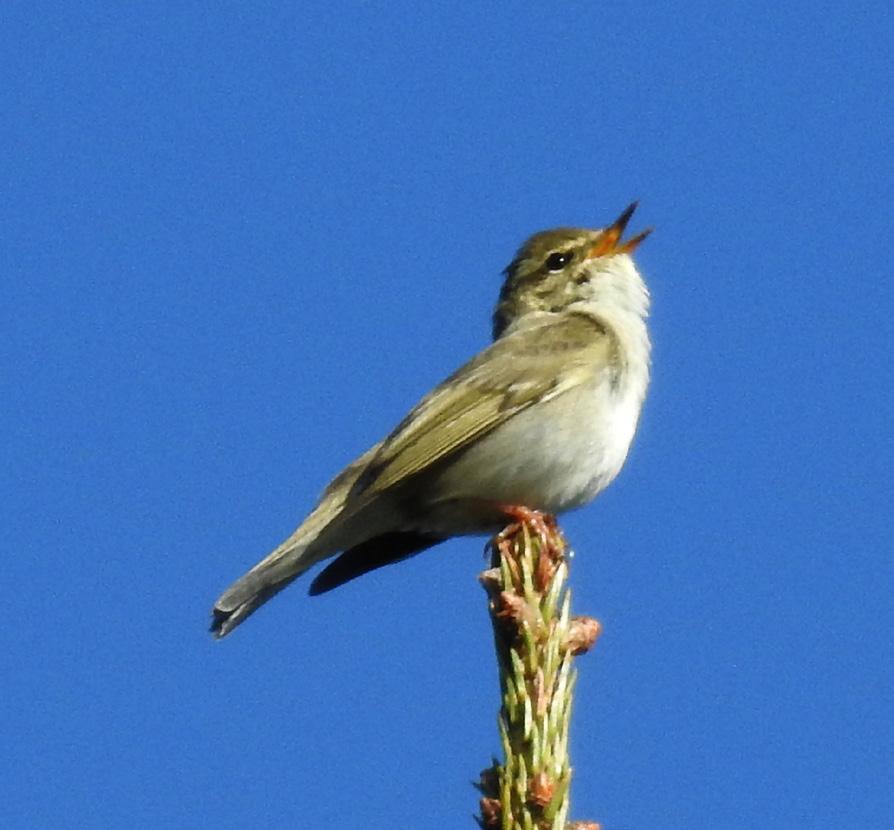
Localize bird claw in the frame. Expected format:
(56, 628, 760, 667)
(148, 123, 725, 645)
(494, 504, 562, 558)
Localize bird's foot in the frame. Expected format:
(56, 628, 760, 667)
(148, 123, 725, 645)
(493, 504, 563, 560)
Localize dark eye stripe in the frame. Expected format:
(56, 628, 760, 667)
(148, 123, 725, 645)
(545, 251, 572, 271)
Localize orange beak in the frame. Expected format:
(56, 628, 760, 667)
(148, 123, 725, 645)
(587, 201, 653, 258)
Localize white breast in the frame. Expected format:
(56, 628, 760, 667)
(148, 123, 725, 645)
(422, 260, 651, 530)
(430, 337, 649, 516)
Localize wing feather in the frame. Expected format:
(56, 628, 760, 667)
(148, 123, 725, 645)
(351, 311, 614, 498)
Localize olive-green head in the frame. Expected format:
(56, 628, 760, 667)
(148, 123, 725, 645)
(493, 202, 652, 338)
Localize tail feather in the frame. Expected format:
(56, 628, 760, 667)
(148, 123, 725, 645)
(211, 537, 317, 639)
(211, 570, 301, 638)
(210, 444, 386, 638)
(308, 531, 444, 595)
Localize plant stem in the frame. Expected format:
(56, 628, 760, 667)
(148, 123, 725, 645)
(477, 512, 602, 830)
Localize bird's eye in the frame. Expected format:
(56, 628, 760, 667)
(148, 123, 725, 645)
(545, 251, 573, 271)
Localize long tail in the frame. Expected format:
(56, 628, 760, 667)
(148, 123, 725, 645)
(210, 535, 317, 638)
(210, 445, 383, 638)
(211, 493, 350, 638)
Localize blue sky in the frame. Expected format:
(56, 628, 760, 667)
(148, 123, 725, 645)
(2, 2, 890, 828)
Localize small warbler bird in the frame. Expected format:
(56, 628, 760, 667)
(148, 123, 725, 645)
(211, 203, 652, 638)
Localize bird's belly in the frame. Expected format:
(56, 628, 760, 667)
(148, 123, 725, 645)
(423, 377, 642, 529)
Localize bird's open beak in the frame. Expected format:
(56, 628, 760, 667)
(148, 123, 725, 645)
(587, 201, 653, 258)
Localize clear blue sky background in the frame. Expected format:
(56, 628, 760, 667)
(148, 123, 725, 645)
(2, 3, 890, 828)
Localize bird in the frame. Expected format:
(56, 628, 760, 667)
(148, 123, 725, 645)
(211, 202, 652, 638)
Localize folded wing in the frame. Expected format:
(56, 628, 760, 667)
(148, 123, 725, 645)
(351, 311, 615, 500)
